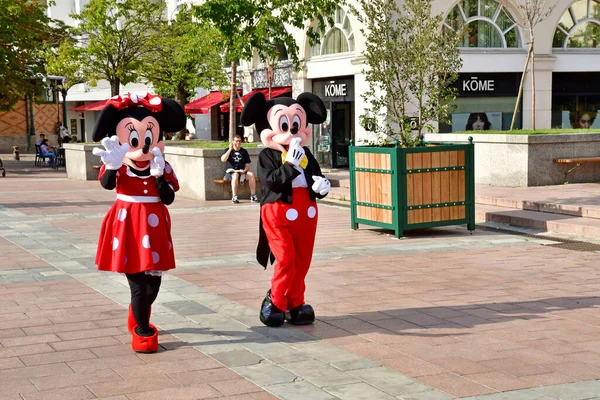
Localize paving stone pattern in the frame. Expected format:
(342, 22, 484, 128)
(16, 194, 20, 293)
(1, 156, 600, 399)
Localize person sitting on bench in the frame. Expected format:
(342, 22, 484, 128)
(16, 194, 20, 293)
(221, 134, 258, 204)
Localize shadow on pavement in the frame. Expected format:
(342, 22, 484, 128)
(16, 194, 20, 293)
(316, 296, 600, 338)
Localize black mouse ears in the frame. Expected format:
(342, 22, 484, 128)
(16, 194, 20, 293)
(296, 92, 327, 124)
(92, 97, 186, 142)
(92, 105, 120, 142)
(240, 92, 267, 127)
(241, 91, 327, 128)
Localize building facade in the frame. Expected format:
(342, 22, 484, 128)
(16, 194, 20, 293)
(279, 0, 600, 168)
(0, 0, 157, 151)
(3, 0, 600, 157)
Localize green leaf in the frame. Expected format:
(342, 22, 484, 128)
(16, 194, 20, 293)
(0, 0, 56, 111)
(353, 0, 462, 147)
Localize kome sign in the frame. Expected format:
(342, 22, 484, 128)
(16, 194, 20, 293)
(325, 83, 347, 97)
(463, 76, 495, 92)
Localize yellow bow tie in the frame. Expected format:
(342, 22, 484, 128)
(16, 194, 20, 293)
(281, 151, 308, 169)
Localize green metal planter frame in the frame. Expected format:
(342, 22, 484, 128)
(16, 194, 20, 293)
(349, 137, 475, 238)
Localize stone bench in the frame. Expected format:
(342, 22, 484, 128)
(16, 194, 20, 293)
(553, 157, 600, 181)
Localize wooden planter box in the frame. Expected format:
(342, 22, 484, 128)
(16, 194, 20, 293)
(349, 139, 475, 238)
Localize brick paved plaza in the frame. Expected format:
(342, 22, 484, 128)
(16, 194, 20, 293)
(2, 157, 600, 399)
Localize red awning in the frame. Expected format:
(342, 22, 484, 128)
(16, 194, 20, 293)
(184, 91, 232, 114)
(71, 99, 109, 111)
(219, 87, 292, 113)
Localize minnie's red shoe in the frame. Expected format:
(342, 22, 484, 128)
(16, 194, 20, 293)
(131, 326, 158, 353)
(128, 305, 153, 334)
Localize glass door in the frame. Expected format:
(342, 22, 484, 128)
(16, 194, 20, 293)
(314, 101, 332, 167)
(331, 102, 352, 168)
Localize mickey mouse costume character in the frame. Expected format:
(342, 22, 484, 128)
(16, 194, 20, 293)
(92, 93, 186, 353)
(241, 92, 330, 327)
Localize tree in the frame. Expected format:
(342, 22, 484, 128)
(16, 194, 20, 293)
(498, 0, 556, 131)
(0, 0, 55, 111)
(45, 37, 88, 124)
(194, 0, 338, 141)
(69, 0, 166, 96)
(354, 0, 462, 147)
(141, 7, 228, 139)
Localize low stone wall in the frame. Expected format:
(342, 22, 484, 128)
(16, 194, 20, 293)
(0, 135, 29, 152)
(64, 143, 261, 200)
(424, 133, 600, 186)
(63, 143, 101, 181)
(0, 133, 61, 153)
(164, 146, 260, 201)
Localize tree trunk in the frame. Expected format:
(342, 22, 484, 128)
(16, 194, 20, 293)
(229, 62, 237, 142)
(110, 78, 120, 97)
(174, 86, 188, 140)
(268, 63, 273, 100)
(530, 37, 536, 130)
(510, 42, 533, 131)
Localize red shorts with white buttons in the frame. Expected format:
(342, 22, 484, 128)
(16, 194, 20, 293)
(261, 187, 318, 311)
(95, 163, 178, 274)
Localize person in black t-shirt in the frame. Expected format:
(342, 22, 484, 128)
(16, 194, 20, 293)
(220, 134, 258, 203)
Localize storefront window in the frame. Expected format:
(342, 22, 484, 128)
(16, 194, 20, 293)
(258, 42, 289, 63)
(553, 0, 600, 48)
(323, 29, 349, 54)
(309, 6, 354, 57)
(444, 0, 521, 48)
(439, 73, 522, 132)
(552, 72, 600, 128)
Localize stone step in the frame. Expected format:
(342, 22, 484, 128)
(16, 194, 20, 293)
(475, 183, 600, 220)
(328, 178, 350, 188)
(476, 203, 600, 237)
(323, 189, 600, 237)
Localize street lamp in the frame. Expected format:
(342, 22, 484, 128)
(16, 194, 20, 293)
(46, 75, 66, 127)
(60, 77, 68, 128)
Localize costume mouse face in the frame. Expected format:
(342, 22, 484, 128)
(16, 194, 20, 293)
(115, 115, 163, 171)
(240, 92, 326, 153)
(92, 93, 186, 171)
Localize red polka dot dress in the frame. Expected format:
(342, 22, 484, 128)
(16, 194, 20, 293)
(95, 162, 179, 274)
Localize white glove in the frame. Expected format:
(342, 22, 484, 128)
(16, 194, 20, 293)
(285, 137, 305, 167)
(150, 147, 165, 177)
(92, 136, 130, 170)
(312, 175, 331, 196)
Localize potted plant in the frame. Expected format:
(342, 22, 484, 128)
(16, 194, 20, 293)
(349, 0, 475, 238)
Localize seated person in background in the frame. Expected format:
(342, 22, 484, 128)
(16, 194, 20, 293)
(184, 129, 194, 140)
(35, 133, 46, 146)
(62, 135, 72, 144)
(40, 139, 55, 165)
(220, 134, 258, 204)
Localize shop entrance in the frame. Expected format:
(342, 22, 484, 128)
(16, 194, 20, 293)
(312, 76, 355, 169)
(80, 119, 85, 142)
(331, 102, 352, 168)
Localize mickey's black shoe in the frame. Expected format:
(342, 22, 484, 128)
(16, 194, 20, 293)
(260, 290, 285, 327)
(285, 304, 315, 325)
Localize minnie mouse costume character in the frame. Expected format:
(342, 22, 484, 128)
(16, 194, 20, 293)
(92, 93, 186, 353)
(241, 92, 330, 327)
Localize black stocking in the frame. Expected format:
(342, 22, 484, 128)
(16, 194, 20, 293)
(126, 272, 162, 336)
